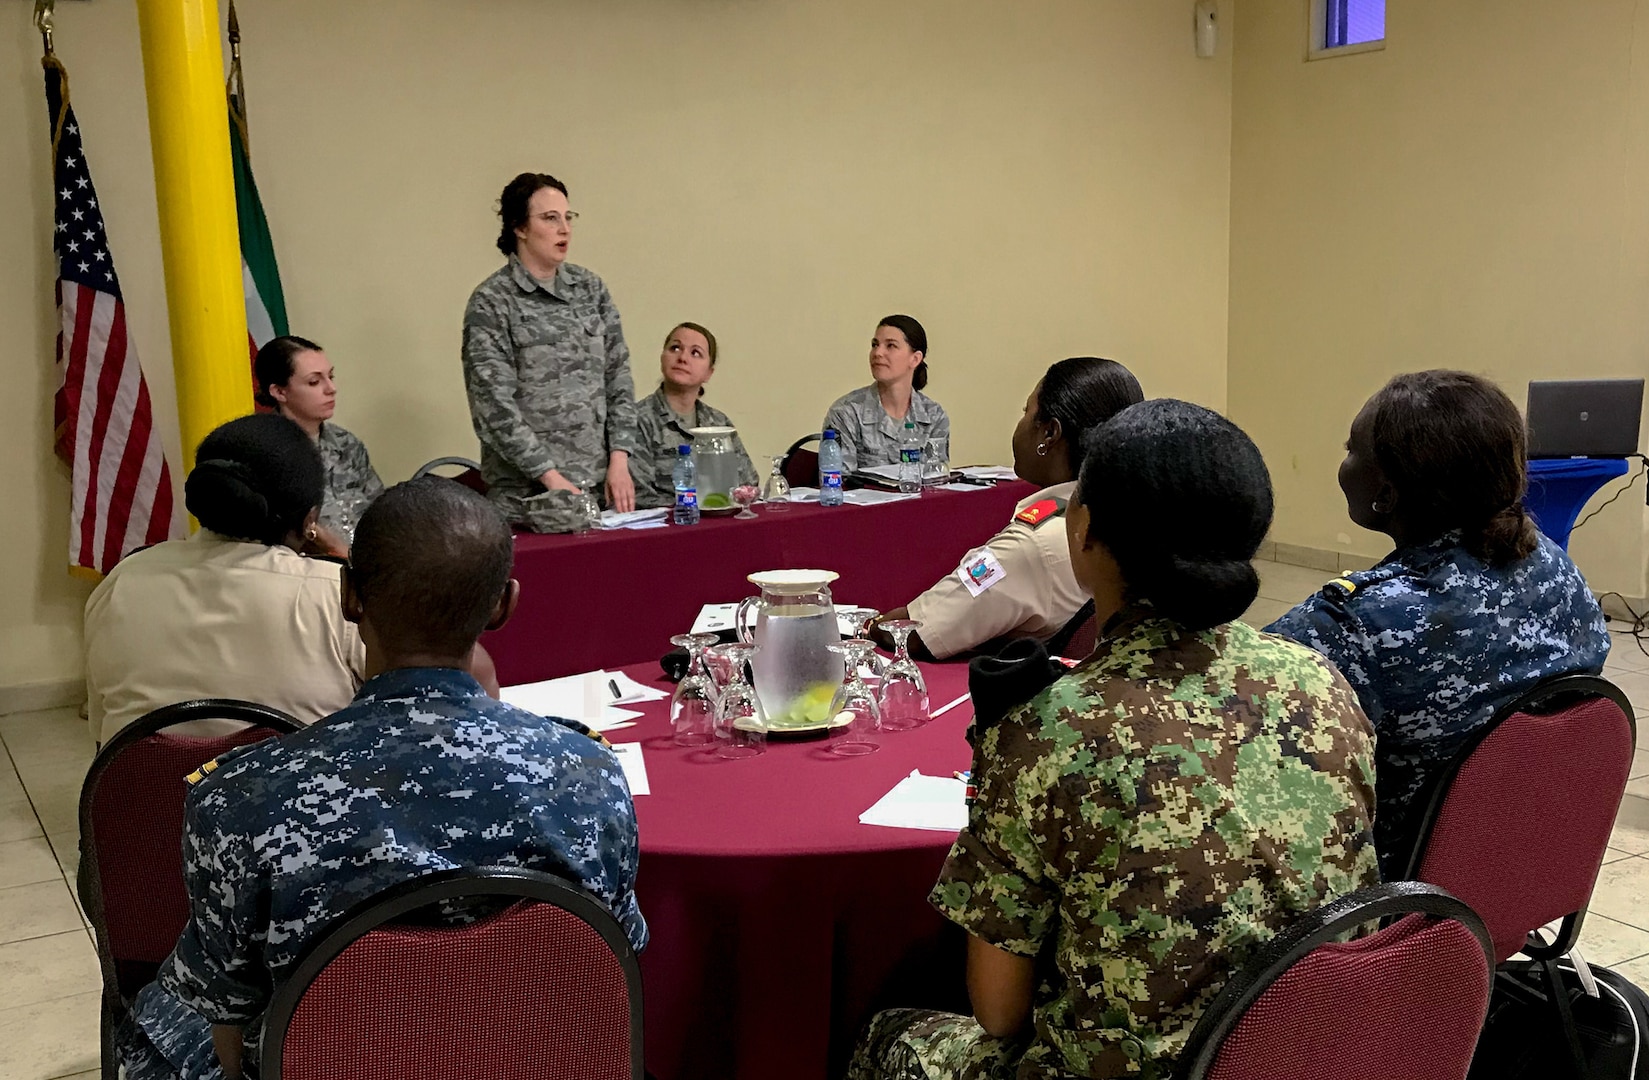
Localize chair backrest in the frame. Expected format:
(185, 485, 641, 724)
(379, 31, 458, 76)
(781, 433, 821, 488)
(1175, 882, 1495, 1080)
(1405, 673, 1636, 963)
(413, 456, 488, 494)
(78, 700, 302, 1002)
(261, 866, 644, 1080)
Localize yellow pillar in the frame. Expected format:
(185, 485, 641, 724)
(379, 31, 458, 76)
(135, 0, 249, 476)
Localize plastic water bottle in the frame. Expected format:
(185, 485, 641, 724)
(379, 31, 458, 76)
(819, 429, 845, 507)
(898, 420, 923, 494)
(672, 444, 700, 525)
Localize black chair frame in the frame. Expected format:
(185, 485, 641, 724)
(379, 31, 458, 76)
(412, 455, 483, 479)
(780, 432, 822, 486)
(1398, 672, 1635, 1080)
(80, 698, 302, 1080)
(1172, 881, 1494, 1080)
(260, 865, 646, 1080)
(1046, 599, 1097, 658)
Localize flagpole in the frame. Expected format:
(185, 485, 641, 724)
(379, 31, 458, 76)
(134, 0, 250, 476)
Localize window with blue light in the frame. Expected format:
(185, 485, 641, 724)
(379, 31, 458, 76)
(1324, 0, 1385, 50)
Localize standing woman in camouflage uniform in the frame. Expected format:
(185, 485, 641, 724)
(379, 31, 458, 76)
(254, 334, 383, 546)
(632, 321, 759, 508)
(822, 315, 950, 473)
(849, 400, 1379, 1080)
(462, 172, 640, 528)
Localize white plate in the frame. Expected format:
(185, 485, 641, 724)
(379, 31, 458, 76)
(747, 569, 840, 594)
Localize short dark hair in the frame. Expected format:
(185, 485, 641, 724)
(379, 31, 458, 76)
(496, 172, 570, 256)
(184, 413, 324, 545)
(878, 314, 930, 392)
(1077, 400, 1273, 631)
(1363, 370, 1538, 564)
(252, 334, 324, 408)
(1036, 357, 1146, 474)
(349, 478, 515, 655)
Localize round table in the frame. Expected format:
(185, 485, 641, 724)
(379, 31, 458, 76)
(610, 659, 975, 1080)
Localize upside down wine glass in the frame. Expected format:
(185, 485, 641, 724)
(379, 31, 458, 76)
(877, 619, 930, 731)
(669, 633, 721, 747)
(826, 639, 881, 756)
(712, 642, 767, 759)
(761, 455, 792, 512)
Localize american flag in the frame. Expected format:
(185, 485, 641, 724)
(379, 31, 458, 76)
(44, 58, 181, 575)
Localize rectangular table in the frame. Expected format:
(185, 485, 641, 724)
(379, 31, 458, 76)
(484, 482, 1034, 685)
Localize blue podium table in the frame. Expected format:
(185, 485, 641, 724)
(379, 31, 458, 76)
(1525, 457, 1631, 551)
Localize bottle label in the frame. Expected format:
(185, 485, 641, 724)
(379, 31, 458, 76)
(822, 471, 843, 491)
(676, 490, 698, 507)
(899, 448, 921, 464)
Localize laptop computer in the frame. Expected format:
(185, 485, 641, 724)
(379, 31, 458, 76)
(1525, 378, 1645, 458)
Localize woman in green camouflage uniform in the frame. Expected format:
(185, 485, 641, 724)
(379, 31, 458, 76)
(849, 400, 1379, 1080)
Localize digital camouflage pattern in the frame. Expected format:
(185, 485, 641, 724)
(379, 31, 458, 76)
(851, 610, 1378, 1080)
(821, 384, 949, 474)
(1267, 530, 1609, 879)
(631, 386, 758, 509)
(461, 256, 639, 524)
(118, 667, 645, 1080)
(313, 422, 382, 540)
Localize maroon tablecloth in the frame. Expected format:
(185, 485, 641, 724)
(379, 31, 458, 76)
(610, 659, 976, 1080)
(484, 483, 1034, 685)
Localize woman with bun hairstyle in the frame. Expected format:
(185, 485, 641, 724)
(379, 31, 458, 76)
(1268, 370, 1609, 878)
(82, 413, 367, 743)
(850, 400, 1377, 1080)
(255, 334, 383, 544)
(822, 314, 949, 473)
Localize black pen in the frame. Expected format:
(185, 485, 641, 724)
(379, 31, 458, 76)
(609, 678, 622, 700)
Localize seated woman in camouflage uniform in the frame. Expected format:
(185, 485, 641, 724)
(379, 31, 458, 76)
(631, 322, 758, 508)
(849, 400, 1379, 1080)
(1268, 370, 1609, 879)
(822, 314, 950, 473)
(254, 334, 383, 546)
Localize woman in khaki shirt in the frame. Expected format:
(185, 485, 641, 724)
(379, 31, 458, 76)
(873, 357, 1144, 660)
(83, 414, 367, 743)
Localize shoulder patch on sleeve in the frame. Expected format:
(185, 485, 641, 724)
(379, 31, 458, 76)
(1321, 577, 1358, 600)
(1014, 497, 1067, 528)
(185, 756, 223, 786)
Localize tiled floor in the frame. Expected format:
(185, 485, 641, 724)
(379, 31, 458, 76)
(1, 560, 1647, 1078)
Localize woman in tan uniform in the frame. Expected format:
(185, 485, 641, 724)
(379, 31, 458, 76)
(872, 357, 1143, 660)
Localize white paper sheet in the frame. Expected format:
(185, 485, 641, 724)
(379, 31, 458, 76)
(500, 672, 645, 731)
(843, 488, 921, 506)
(599, 507, 671, 529)
(854, 463, 906, 483)
(608, 670, 669, 704)
(787, 486, 821, 502)
(691, 602, 739, 635)
(610, 742, 650, 796)
(858, 769, 968, 832)
(957, 465, 1018, 481)
(938, 481, 992, 492)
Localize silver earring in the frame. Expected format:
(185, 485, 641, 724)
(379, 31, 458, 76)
(1036, 443, 1049, 457)
(1371, 501, 1387, 514)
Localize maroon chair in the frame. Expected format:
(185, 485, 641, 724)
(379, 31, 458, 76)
(261, 866, 644, 1080)
(781, 433, 821, 489)
(1048, 599, 1097, 659)
(1174, 882, 1495, 1080)
(79, 699, 302, 1079)
(414, 455, 488, 495)
(1402, 673, 1636, 1074)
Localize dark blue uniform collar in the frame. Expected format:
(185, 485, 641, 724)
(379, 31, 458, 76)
(352, 667, 487, 704)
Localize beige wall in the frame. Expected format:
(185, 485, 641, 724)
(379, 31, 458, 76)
(0, 0, 1234, 690)
(1229, 0, 1649, 598)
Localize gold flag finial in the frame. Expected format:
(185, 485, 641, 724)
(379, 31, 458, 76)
(34, 0, 56, 57)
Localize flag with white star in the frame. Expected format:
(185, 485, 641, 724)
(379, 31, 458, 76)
(45, 57, 181, 575)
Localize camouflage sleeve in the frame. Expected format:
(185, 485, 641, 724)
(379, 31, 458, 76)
(928, 712, 1062, 955)
(598, 283, 639, 458)
(731, 426, 760, 488)
(461, 290, 559, 479)
(930, 405, 951, 461)
(345, 431, 383, 501)
(156, 787, 271, 1024)
(822, 402, 858, 473)
(628, 405, 664, 508)
(1265, 595, 1382, 723)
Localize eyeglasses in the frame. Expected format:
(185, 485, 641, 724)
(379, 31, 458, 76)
(532, 211, 579, 228)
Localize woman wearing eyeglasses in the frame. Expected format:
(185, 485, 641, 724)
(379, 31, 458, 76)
(461, 172, 641, 530)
